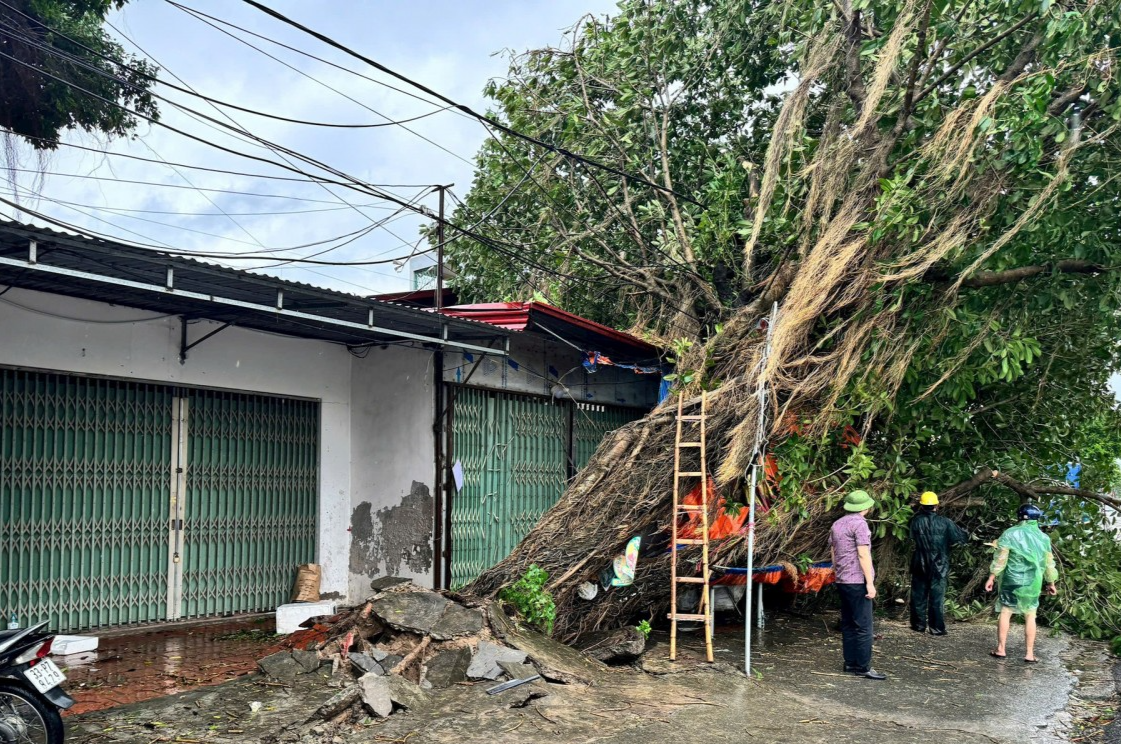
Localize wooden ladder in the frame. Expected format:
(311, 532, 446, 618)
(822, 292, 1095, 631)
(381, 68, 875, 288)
(669, 390, 714, 662)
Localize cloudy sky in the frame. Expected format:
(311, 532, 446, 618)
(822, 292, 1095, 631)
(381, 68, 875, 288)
(1, 0, 619, 296)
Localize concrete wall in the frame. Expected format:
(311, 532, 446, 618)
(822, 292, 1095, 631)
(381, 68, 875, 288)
(0, 287, 354, 599)
(442, 333, 658, 408)
(347, 345, 437, 601)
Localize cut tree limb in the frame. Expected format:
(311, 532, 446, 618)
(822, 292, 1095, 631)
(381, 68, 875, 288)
(924, 259, 1110, 288)
(940, 467, 1121, 511)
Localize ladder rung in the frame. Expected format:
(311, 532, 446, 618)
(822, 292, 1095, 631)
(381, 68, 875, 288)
(676, 538, 707, 545)
(678, 442, 703, 447)
(679, 415, 705, 421)
(677, 471, 705, 477)
(677, 505, 705, 512)
(675, 576, 708, 584)
(669, 613, 710, 622)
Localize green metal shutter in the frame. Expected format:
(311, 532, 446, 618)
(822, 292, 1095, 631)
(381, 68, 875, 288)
(448, 387, 643, 588)
(181, 390, 319, 618)
(572, 403, 644, 472)
(0, 369, 173, 632)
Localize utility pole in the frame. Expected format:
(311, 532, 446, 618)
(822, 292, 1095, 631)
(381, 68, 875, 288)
(435, 185, 447, 311)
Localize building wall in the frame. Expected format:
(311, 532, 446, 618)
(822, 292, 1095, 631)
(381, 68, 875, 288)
(0, 287, 354, 600)
(348, 345, 437, 601)
(442, 333, 658, 408)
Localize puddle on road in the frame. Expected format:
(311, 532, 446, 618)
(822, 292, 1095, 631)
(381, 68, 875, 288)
(57, 617, 279, 715)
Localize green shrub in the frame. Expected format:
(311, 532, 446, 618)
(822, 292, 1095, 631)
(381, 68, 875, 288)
(500, 565, 557, 636)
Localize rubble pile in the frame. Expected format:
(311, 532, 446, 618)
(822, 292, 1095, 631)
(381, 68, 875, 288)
(256, 577, 618, 737)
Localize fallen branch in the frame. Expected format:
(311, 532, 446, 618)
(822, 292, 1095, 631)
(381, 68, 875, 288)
(390, 636, 431, 676)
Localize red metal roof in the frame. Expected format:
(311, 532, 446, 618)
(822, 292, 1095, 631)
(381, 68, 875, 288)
(440, 302, 660, 359)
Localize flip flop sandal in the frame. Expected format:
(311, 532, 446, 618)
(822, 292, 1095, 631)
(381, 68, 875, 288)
(1024, 658, 1039, 664)
(989, 650, 1007, 659)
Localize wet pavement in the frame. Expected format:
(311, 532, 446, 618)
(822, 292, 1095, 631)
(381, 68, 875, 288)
(58, 616, 279, 715)
(65, 613, 1118, 743)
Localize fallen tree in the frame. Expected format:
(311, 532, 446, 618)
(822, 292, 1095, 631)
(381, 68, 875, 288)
(454, 0, 1121, 641)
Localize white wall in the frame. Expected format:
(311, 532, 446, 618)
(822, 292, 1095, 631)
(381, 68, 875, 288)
(348, 345, 437, 600)
(0, 288, 353, 599)
(442, 333, 658, 408)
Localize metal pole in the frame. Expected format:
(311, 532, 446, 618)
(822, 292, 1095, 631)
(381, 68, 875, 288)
(745, 461, 757, 676)
(435, 186, 445, 311)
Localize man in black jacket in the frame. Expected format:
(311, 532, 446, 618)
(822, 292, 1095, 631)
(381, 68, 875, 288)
(910, 491, 969, 635)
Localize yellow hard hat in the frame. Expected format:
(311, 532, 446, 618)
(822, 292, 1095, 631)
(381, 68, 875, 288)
(920, 491, 939, 506)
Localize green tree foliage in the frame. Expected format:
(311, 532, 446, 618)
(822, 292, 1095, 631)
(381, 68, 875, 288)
(461, 0, 1121, 640)
(0, 0, 158, 149)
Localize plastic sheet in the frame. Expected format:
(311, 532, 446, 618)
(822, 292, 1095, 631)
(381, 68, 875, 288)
(991, 521, 1054, 615)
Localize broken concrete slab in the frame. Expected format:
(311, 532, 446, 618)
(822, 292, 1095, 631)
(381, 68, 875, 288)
(372, 591, 450, 634)
(381, 654, 403, 671)
(369, 647, 389, 663)
(498, 660, 538, 680)
(424, 647, 472, 689)
(489, 601, 612, 686)
(386, 675, 428, 711)
(312, 684, 360, 720)
(291, 649, 323, 674)
(576, 627, 646, 664)
(370, 576, 414, 592)
(430, 603, 484, 640)
(466, 641, 528, 681)
(358, 674, 392, 718)
(348, 652, 384, 676)
(257, 651, 306, 681)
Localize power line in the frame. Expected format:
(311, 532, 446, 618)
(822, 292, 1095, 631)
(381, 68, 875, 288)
(236, 0, 704, 207)
(0, 20, 636, 290)
(161, 2, 475, 167)
(161, 1, 474, 121)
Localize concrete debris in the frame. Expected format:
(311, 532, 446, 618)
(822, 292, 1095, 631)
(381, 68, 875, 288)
(258, 651, 308, 681)
(430, 603, 485, 640)
(292, 649, 324, 673)
(385, 675, 428, 711)
(576, 626, 647, 664)
(312, 685, 360, 720)
(263, 583, 609, 726)
(424, 648, 472, 689)
(498, 660, 538, 679)
(371, 591, 450, 634)
(347, 652, 384, 676)
(357, 674, 392, 718)
(369, 576, 414, 592)
(467, 641, 528, 681)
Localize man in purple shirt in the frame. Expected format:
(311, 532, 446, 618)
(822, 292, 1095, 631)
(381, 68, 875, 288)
(829, 490, 886, 680)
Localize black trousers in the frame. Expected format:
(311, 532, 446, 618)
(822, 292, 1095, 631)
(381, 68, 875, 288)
(837, 582, 873, 672)
(910, 573, 947, 633)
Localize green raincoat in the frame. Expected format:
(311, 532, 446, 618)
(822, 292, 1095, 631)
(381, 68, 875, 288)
(990, 521, 1058, 615)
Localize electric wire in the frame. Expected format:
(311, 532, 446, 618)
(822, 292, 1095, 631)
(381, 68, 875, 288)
(235, 0, 704, 207)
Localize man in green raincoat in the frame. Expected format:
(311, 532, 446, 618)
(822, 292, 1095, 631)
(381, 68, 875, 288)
(985, 503, 1058, 663)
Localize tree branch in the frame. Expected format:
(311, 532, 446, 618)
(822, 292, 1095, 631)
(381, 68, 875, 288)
(913, 13, 1038, 106)
(940, 467, 1121, 512)
(926, 259, 1109, 288)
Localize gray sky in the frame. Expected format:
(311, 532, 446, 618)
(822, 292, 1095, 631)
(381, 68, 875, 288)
(1, 0, 619, 296)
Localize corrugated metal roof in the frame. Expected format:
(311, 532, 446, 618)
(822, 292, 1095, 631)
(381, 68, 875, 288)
(0, 220, 508, 353)
(441, 302, 661, 361)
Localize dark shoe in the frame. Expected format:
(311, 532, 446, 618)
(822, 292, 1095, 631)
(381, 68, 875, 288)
(854, 668, 887, 680)
(843, 664, 860, 673)
(911, 625, 927, 633)
(929, 629, 947, 636)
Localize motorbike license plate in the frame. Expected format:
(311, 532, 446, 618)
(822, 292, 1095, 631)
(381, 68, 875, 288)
(24, 658, 66, 694)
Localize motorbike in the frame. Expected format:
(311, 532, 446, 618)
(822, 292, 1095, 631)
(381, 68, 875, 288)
(0, 622, 74, 744)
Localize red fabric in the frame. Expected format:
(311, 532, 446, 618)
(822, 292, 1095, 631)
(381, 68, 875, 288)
(678, 478, 749, 540)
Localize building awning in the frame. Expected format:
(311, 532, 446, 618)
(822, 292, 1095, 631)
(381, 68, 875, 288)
(440, 301, 660, 363)
(0, 221, 508, 355)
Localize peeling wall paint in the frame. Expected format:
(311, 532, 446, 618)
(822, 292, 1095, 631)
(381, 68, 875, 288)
(349, 345, 437, 599)
(349, 482, 434, 591)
